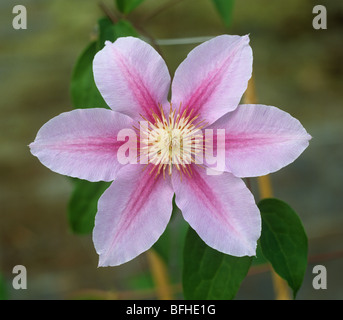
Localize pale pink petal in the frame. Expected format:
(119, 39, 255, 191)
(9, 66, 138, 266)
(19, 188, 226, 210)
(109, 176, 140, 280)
(171, 35, 252, 125)
(207, 104, 312, 177)
(93, 37, 171, 122)
(30, 108, 134, 182)
(172, 166, 261, 257)
(93, 165, 174, 266)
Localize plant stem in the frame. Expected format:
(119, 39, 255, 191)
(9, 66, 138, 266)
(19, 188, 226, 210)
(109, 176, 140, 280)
(141, 0, 188, 23)
(131, 22, 165, 58)
(98, 1, 119, 23)
(146, 249, 174, 300)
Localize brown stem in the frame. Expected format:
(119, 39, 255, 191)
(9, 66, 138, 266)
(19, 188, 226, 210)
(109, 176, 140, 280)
(146, 249, 174, 300)
(98, 1, 119, 24)
(131, 22, 165, 58)
(140, 0, 188, 23)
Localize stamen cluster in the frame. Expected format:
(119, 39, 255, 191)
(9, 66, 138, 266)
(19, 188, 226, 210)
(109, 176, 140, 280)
(138, 104, 206, 178)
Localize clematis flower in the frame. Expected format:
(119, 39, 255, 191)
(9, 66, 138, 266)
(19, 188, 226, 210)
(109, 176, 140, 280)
(30, 35, 311, 266)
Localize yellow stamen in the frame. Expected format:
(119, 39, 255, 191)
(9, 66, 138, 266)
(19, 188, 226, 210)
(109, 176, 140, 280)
(138, 103, 205, 178)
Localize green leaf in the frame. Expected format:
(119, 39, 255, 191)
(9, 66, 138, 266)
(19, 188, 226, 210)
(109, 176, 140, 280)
(258, 198, 308, 298)
(252, 240, 268, 266)
(153, 196, 183, 263)
(212, 0, 235, 27)
(127, 271, 154, 291)
(97, 18, 138, 49)
(70, 41, 108, 109)
(68, 179, 111, 234)
(183, 227, 252, 300)
(153, 197, 188, 285)
(116, 0, 145, 14)
(0, 273, 8, 300)
(113, 19, 139, 38)
(97, 17, 116, 50)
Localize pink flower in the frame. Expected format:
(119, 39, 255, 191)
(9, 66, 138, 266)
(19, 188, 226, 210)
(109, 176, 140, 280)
(30, 35, 311, 266)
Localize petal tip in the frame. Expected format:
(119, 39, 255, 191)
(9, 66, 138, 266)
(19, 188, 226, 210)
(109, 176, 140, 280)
(97, 254, 116, 268)
(238, 237, 258, 257)
(243, 34, 251, 42)
(28, 141, 38, 156)
(246, 244, 257, 257)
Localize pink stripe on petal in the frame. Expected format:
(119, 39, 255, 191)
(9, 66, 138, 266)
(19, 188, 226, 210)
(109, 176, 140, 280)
(172, 166, 261, 257)
(208, 104, 311, 177)
(93, 37, 171, 122)
(93, 165, 174, 266)
(171, 35, 252, 125)
(30, 108, 134, 182)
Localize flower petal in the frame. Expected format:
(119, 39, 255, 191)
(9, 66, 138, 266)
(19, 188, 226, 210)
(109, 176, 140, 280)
(208, 104, 312, 177)
(171, 35, 252, 125)
(30, 108, 134, 182)
(93, 165, 174, 266)
(93, 37, 171, 122)
(172, 166, 261, 257)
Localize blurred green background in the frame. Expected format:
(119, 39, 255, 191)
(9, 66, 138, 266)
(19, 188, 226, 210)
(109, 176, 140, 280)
(1, 0, 342, 299)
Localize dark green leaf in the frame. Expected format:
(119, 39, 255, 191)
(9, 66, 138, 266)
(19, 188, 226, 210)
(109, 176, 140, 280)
(153, 196, 188, 274)
(258, 198, 308, 298)
(212, 0, 235, 27)
(251, 240, 268, 266)
(127, 271, 154, 290)
(97, 17, 116, 50)
(97, 18, 139, 48)
(68, 179, 111, 234)
(113, 19, 139, 38)
(183, 227, 252, 300)
(70, 41, 108, 109)
(0, 273, 8, 300)
(116, 0, 145, 14)
(153, 223, 171, 264)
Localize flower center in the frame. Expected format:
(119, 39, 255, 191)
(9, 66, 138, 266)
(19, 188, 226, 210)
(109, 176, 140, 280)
(139, 105, 206, 178)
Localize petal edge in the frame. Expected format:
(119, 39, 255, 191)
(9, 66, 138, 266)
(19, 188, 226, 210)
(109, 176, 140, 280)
(30, 108, 134, 182)
(208, 104, 312, 177)
(93, 165, 174, 266)
(172, 166, 261, 257)
(171, 35, 253, 125)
